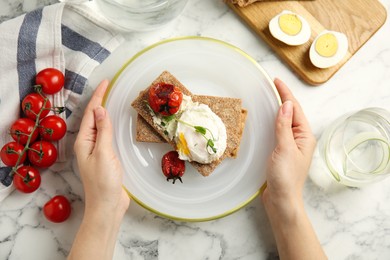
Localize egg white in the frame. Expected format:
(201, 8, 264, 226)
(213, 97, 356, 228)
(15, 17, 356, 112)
(175, 104, 227, 164)
(309, 30, 348, 69)
(269, 10, 311, 46)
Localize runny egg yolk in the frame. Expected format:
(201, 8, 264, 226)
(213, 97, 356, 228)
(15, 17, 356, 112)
(177, 132, 191, 157)
(315, 33, 338, 57)
(278, 14, 302, 36)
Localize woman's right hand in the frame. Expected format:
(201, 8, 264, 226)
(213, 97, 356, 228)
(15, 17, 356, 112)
(262, 78, 316, 219)
(261, 79, 327, 260)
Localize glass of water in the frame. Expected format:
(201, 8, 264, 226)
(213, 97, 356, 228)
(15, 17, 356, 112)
(316, 107, 390, 187)
(95, 0, 189, 31)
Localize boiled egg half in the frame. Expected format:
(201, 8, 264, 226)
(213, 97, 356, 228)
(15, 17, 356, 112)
(269, 10, 311, 46)
(309, 30, 348, 69)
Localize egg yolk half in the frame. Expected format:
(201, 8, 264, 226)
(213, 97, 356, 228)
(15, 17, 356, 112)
(315, 33, 338, 57)
(177, 133, 191, 156)
(278, 14, 302, 36)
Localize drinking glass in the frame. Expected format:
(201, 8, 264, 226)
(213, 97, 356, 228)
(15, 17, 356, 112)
(95, 0, 189, 31)
(315, 107, 390, 187)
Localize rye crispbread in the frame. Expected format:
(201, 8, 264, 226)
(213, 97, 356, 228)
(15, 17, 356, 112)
(131, 71, 247, 176)
(135, 105, 247, 158)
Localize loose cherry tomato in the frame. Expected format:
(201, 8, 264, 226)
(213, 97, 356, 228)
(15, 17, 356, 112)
(39, 115, 67, 141)
(161, 151, 185, 184)
(36, 68, 65, 95)
(10, 118, 39, 145)
(43, 195, 71, 223)
(28, 141, 57, 168)
(148, 83, 183, 116)
(0, 142, 26, 166)
(22, 93, 51, 120)
(13, 166, 41, 193)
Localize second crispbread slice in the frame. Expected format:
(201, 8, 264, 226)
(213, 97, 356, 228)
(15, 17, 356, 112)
(131, 71, 246, 176)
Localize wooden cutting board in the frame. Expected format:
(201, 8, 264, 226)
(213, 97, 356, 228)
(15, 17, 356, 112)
(227, 0, 387, 85)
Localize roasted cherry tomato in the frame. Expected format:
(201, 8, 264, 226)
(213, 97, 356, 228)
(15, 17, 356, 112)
(10, 118, 39, 145)
(148, 83, 183, 116)
(21, 93, 51, 120)
(28, 141, 57, 168)
(43, 195, 71, 223)
(36, 68, 65, 95)
(39, 115, 67, 141)
(161, 151, 185, 184)
(0, 142, 26, 166)
(13, 166, 41, 193)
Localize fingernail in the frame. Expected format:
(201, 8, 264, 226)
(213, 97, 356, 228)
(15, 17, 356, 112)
(282, 100, 293, 117)
(94, 106, 106, 121)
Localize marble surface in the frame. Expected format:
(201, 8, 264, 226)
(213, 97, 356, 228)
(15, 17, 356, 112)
(1, 0, 390, 259)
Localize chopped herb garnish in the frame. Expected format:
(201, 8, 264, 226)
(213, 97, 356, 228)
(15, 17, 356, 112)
(177, 119, 217, 154)
(194, 126, 206, 135)
(163, 114, 176, 123)
(144, 99, 218, 154)
(207, 139, 217, 153)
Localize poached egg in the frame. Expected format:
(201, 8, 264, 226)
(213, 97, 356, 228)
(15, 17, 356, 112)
(175, 103, 227, 164)
(151, 94, 227, 164)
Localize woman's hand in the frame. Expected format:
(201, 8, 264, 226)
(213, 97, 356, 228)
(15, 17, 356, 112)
(262, 78, 316, 217)
(74, 79, 130, 218)
(261, 79, 327, 260)
(69, 80, 130, 260)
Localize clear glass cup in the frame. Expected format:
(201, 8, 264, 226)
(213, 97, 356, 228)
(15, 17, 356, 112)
(314, 107, 390, 187)
(95, 0, 189, 31)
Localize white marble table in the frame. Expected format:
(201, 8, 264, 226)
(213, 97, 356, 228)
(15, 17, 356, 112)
(1, 0, 390, 259)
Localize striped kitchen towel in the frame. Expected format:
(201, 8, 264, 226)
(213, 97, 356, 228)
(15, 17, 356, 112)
(0, 2, 124, 200)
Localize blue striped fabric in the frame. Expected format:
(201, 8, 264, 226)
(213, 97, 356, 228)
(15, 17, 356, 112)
(60, 25, 112, 118)
(61, 24, 111, 63)
(17, 8, 43, 101)
(64, 69, 87, 95)
(65, 107, 72, 119)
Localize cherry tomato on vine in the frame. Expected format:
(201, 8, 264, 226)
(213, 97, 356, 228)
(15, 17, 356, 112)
(13, 166, 41, 193)
(36, 68, 65, 95)
(43, 195, 71, 223)
(161, 151, 185, 184)
(0, 142, 26, 166)
(39, 115, 67, 141)
(148, 83, 183, 116)
(28, 141, 57, 168)
(22, 93, 51, 120)
(10, 118, 39, 145)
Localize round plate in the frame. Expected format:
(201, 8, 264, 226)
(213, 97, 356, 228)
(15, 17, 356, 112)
(103, 37, 281, 221)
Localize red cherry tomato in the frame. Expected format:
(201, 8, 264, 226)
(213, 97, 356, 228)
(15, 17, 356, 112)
(36, 68, 65, 95)
(10, 118, 39, 145)
(28, 141, 57, 168)
(0, 142, 26, 166)
(148, 83, 183, 116)
(21, 93, 51, 120)
(43, 195, 71, 223)
(39, 115, 67, 141)
(161, 151, 185, 184)
(13, 166, 41, 193)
